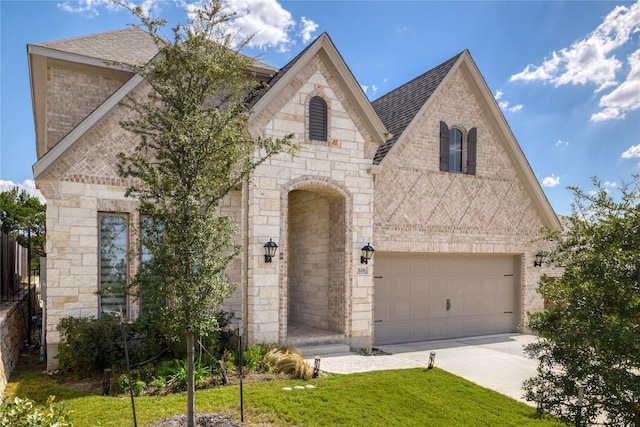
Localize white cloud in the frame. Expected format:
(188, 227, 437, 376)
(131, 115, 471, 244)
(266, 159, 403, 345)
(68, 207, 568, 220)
(542, 174, 561, 187)
(591, 49, 640, 121)
(218, 0, 294, 51)
(299, 17, 318, 44)
(0, 180, 46, 203)
(58, 0, 158, 17)
(556, 139, 569, 146)
(361, 84, 368, 94)
(621, 143, 640, 158)
(510, 1, 640, 121)
(495, 89, 523, 113)
(603, 181, 618, 188)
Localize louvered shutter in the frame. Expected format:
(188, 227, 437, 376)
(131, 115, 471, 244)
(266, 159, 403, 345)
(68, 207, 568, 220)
(309, 96, 327, 141)
(439, 121, 450, 171)
(467, 127, 477, 175)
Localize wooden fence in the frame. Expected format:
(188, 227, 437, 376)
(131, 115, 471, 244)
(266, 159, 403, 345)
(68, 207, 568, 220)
(0, 234, 28, 302)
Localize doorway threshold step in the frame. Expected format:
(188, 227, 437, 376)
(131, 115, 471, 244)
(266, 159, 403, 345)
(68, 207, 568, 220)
(296, 343, 352, 358)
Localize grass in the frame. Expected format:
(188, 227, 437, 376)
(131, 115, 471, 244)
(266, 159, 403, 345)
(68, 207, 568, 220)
(6, 356, 563, 427)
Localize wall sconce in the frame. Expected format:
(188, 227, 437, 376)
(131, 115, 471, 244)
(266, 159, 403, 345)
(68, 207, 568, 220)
(264, 239, 278, 263)
(534, 251, 544, 267)
(361, 243, 374, 264)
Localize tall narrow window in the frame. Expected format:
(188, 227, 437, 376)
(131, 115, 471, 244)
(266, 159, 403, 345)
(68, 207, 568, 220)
(99, 213, 128, 317)
(449, 128, 463, 172)
(309, 96, 327, 141)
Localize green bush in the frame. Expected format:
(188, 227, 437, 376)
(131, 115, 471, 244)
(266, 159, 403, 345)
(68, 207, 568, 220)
(117, 374, 146, 396)
(0, 396, 72, 427)
(56, 316, 125, 375)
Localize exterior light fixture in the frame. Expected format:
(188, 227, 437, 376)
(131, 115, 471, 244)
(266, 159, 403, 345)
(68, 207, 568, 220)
(534, 251, 544, 267)
(264, 239, 278, 263)
(361, 243, 374, 264)
(427, 351, 436, 369)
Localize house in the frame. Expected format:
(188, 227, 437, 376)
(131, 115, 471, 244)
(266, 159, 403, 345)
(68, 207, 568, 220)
(28, 28, 560, 369)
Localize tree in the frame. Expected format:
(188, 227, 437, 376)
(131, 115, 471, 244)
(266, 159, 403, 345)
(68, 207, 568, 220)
(524, 177, 640, 426)
(115, 1, 295, 425)
(0, 187, 46, 261)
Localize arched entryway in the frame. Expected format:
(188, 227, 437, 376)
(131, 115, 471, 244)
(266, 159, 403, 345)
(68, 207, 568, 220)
(280, 177, 351, 344)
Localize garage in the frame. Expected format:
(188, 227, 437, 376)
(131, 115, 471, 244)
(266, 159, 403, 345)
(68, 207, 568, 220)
(374, 253, 518, 345)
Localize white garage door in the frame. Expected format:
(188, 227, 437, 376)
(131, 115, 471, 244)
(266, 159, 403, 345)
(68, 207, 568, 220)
(374, 253, 516, 345)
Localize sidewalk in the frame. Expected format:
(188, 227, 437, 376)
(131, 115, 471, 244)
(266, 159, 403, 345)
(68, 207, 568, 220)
(309, 333, 538, 405)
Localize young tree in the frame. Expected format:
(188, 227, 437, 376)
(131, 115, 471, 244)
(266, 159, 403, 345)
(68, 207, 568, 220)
(0, 187, 46, 260)
(115, 1, 295, 425)
(524, 177, 640, 425)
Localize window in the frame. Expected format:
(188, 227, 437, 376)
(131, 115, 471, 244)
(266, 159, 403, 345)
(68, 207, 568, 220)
(99, 213, 128, 317)
(439, 121, 477, 175)
(309, 96, 327, 141)
(449, 128, 463, 172)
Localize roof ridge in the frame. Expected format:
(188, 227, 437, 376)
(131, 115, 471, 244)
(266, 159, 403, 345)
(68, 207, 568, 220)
(34, 26, 147, 47)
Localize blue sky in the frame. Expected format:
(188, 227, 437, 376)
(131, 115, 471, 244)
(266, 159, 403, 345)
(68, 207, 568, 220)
(1, 0, 639, 215)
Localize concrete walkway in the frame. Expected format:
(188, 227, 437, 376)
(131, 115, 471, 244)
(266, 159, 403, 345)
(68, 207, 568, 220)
(309, 333, 539, 405)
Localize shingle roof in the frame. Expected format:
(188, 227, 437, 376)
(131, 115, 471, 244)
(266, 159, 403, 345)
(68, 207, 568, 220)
(248, 32, 327, 108)
(34, 27, 159, 67)
(371, 51, 464, 164)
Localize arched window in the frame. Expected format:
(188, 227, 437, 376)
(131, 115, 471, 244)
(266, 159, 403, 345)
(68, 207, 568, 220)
(439, 121, 477, 175)
(309, 96, 327, 141)
(449, 128, 463, 172)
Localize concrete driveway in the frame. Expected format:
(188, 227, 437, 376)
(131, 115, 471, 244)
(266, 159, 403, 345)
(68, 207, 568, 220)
(312, 333, 539, 405)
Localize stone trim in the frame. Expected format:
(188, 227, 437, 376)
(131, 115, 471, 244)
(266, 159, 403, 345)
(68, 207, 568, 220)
(278, 176, 353, 342)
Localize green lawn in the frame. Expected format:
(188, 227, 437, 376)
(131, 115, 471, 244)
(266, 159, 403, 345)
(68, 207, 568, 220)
(7, 362, 562, 426)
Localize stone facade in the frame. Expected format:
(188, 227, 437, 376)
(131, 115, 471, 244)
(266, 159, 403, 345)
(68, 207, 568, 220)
(0, 294, 31, 398)
(29, 31, 559, 370)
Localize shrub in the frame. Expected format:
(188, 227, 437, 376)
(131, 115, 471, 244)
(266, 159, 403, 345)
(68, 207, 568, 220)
(117, 374, 146, 396)
(56, 316, 125, 375)
(264, 348, 313, 379)
(163, 360, 212, 386)
(0, 396, 72, 427)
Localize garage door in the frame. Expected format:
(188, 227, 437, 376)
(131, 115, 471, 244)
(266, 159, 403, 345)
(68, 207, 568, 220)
(374, 253, 516, 345)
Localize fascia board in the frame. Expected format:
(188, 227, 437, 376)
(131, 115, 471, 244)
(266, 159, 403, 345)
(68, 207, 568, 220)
(27, 44, 133, 72)
(32, 74, 144, 179)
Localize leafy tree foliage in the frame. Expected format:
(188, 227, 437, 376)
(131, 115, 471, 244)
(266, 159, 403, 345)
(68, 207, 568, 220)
(524, 177, 640, 425)
(115, 1, 295, 424)
(0, 187, 46, 259)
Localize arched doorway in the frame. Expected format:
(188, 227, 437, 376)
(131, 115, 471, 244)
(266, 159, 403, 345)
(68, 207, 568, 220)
(285, 182, 348, 341)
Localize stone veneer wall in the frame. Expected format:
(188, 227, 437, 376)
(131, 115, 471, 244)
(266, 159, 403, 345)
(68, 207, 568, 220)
(246, 55, 375, 350)
(288, 190, 331, 329)
(373, 65, 554, 327)
(0, 294, 30, 398)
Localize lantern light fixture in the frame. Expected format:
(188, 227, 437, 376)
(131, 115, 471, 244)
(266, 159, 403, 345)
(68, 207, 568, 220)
(361, 243, 375, 264)
(534, 251, 544, 267)
(264, 239, 278, 263)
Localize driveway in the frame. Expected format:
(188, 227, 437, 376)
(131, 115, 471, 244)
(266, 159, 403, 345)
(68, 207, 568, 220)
(312, 333, 539, 405)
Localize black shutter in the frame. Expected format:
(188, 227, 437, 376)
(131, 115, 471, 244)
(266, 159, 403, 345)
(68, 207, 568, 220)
(467, 127, 477, 175)
(439, 121, 450, 171)
(309, 96, 327, 141)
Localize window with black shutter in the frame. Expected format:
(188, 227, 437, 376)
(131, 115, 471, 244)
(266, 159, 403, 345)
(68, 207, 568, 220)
(440, 121, 478, 175)
(309, 96, 327, 141)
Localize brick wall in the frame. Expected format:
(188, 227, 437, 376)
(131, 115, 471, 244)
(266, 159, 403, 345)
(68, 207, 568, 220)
(373, 65, 553, 326)
(46, 63, 130, 150)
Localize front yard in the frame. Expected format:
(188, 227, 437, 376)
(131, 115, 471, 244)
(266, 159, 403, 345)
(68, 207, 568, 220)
(6, 352, 563, 427)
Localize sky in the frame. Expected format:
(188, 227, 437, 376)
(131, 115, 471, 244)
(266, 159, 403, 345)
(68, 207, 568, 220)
(1, 0, 639, 215)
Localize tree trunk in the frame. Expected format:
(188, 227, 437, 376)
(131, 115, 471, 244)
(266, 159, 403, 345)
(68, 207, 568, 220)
(187, 331, 195, 427)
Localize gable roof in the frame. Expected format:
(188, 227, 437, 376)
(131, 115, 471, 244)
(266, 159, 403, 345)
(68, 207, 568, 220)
(30, 26, 159, 68)
(250, 33, 388, 146)
(370, 50, 560, 229)
(371, 52, 463, 165)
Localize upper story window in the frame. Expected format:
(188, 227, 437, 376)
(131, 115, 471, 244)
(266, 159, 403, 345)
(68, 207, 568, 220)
(99, 213, 128, 318)
(309, 96, 328, 141)
(439, 121, 477, 175)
